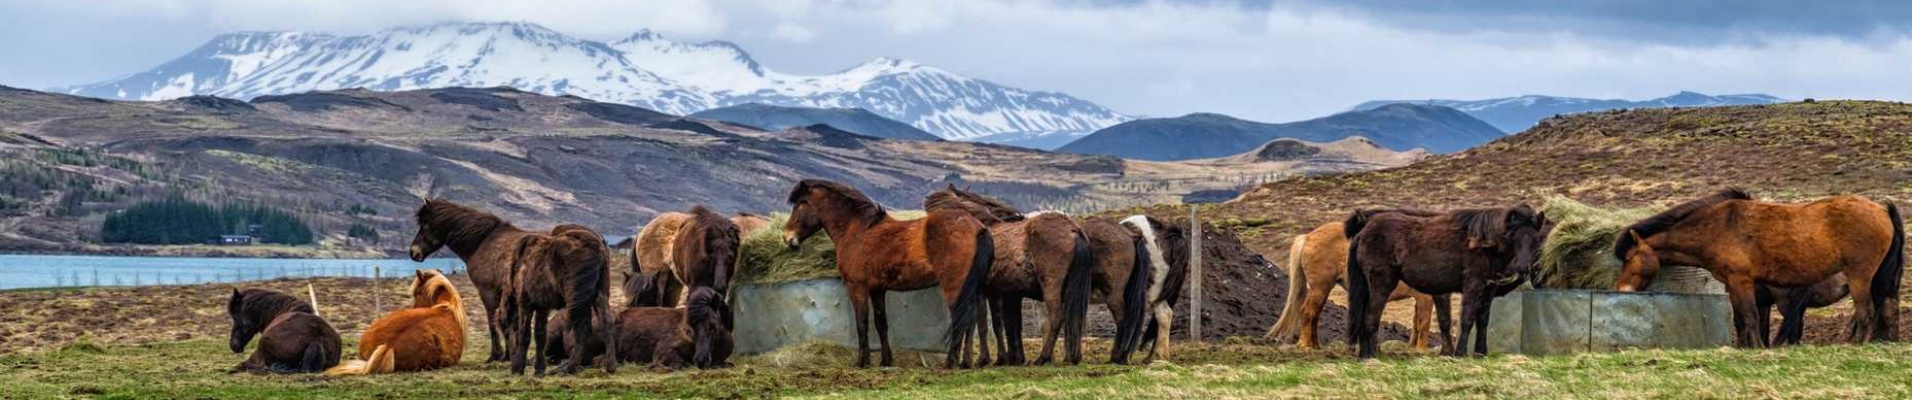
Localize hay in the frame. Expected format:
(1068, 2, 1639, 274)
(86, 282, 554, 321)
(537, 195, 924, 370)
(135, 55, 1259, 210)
(1535, 196, 1661, 289)
(735, 211, 927, 286)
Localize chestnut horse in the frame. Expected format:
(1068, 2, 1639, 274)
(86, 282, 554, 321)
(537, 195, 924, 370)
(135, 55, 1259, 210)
(408, 199, 532, 363)
(1119, 215, 1192, 363)
(924, 188, 1096, 366)
(1614, 189, 1902, 346)
(499, 224, 617, 375)
(325, 269, 468, 375)
(228, 288, 341, 373)
(1346, 206, 1548, 358)
(929, 186, 1153, 365)
(783, 179, 994, 368)
(1265, 220, 1440, 350)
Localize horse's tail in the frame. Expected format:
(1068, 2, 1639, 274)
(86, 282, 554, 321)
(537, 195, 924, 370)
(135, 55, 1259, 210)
(687, 286, 729, 368)
(1058, 229, 1095, 364)
(1110, 233, 1151, 364)
(944, 228, 994, 355)
(323, 345, 395, 376)
(1873, 202, 1904, 341)
(307, 283, 321, 319)
(298, 339, 334, 373)
(1776, 287, 1813, 346)
(1344, 231, 1370, 348)
(1266, 234, 1311, 341)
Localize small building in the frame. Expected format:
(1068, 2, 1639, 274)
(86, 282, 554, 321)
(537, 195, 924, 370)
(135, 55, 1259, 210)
(217, 235, 254, 246)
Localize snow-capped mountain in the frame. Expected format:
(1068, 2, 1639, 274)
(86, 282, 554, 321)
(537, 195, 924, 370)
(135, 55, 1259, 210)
(57, 22, 1129, 142)
(1352, 91, 1785, 133)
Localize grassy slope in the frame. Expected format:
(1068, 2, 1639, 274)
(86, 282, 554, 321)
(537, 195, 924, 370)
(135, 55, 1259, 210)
(3, 339, 1910, 399)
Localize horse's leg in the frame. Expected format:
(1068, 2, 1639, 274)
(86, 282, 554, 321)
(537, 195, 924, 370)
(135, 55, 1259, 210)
(532, 309, 550, 376)
(869, 288, 896, 368)
(481, 289, 506, 362)
(1471, 290, 1493, 356)
(1845, 273, 1877, 343)
(990, 297, 1012, 366)
(1007, 298, 1029, 365)
(1036, 289, 1066, 365)
(1455, 282, 1483, 357)
(1410, 291, 1434, 350)
(847, 285, 874, 368)
(508, 306, 531, 375)
(974, 299, 992, 367)
(1433, 293, 1455, 354)
(1723, 275, 1766, 347)
(1148, 301, 1174, 362)
(1297, 277, 1334, 349)
(1757, 287, 1777, 346)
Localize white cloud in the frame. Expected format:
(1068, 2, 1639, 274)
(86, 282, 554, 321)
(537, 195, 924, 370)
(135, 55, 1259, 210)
(770, 22, 816, 42)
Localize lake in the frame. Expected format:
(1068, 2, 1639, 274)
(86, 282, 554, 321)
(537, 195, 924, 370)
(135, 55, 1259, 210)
(0, 255, 466, 291)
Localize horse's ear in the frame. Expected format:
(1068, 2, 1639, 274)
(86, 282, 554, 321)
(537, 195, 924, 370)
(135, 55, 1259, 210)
(1627, 229, 1649, 248)
(231, 288, 242, 299)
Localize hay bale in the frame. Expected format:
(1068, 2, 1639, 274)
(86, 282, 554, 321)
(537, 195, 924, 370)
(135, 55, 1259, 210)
(735, 211, 926, 285)
(1535, 196, 1660, 289)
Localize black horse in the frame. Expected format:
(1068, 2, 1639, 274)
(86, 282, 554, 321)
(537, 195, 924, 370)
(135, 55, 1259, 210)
(1345, 206, 1549, 358)
(227, 288, 341, 373)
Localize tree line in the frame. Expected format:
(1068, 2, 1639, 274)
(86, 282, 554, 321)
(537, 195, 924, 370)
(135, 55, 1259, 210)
(100, 197, 314, 245)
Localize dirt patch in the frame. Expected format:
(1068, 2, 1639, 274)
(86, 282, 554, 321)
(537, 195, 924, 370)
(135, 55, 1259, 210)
(1022, 227, 1409, 343)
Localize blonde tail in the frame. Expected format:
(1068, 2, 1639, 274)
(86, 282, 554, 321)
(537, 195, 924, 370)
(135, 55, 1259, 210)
(323, 345, 396, 376)
(307, 283, 321, 319)
(1265, 235, 1310, 341)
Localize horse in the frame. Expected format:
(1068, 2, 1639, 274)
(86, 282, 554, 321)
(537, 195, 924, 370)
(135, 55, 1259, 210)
(1118, 215, 1192, 363)
(783, 179, 994, 368)
(1760, 275, 1850, 346)
(930, 186, 1154, 365)
(732, 212, 772, 236)
(630, 206, 742, 310)
(924, 187, 1096, 366)
(408, 199, 533, 363)
(498, 224, 618, 375)
(542, 274, 734, 371)
(632, 211, 691, 306)
(1346, 205, 1548, 358)
(1614, 189, 1902, 346)
(1264, 220, 1440, 350)
(325, 269, 468, 375)
(227, 288, 341, 373)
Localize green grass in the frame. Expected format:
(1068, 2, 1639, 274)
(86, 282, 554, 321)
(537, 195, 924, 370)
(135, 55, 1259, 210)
(6, 338, 1912, 399)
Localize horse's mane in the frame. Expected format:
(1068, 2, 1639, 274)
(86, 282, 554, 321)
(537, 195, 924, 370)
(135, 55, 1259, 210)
(413, 269, 469, 332)
(952, 187, 1023, 216)
(1613, 188, 1754, 258)
(417, 199, 513, 254)
(789, 179, 886, 226)
(232, 289, 313, 323)
(1451, 205, 1536, 249)
(1343, 208, 1443, 238)
(922, 189, 973, 214)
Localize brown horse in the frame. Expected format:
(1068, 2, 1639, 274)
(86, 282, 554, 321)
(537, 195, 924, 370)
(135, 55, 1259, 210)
(783, 179, 994, 368)
(1346, 206, 1548, 358)
(631, 206, 744, 309)
(1614, 189, 1902, 346)
(543, 276, 734, 371)
(924, 188, 1096, 366)
(1760, 276, 1850, 346)
(732, 212, 772, 236)
(228, 288, 341, 373)
(1265, 220, 1440, 350)
(408, 199, 532, 363)
(1118, 215, 1192, 363)
(498, 224, 617, 375)
(325, 269, 468, 375)
(930, 186, 1153, 365)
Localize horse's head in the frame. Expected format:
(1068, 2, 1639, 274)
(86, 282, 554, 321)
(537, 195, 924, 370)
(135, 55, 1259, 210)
(410, 199, 504, 262)
(226, 288, 256, 354)
(1461, 205, 1547, 283)
(410, 269, 455, 307)
(410, 199, 449, 262)
(784, 180, 880, 249)
(1615, 229, 1661, 292)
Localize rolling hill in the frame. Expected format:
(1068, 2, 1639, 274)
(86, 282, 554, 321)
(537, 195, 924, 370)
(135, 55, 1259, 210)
(1057, 103, 1502, 160)
(1353, 91, 1785, 133)
(688, 103, 941, 141)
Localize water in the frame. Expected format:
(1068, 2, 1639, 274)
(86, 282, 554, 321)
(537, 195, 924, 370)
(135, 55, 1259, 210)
(0, 255, 466, 291)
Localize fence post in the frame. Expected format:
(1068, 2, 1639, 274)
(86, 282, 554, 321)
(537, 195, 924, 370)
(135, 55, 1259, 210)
(1189, 205, 1203, 342)
(373, 265, 381, 315)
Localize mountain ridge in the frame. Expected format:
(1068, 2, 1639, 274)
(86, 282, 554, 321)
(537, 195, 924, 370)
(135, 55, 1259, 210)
(1353, 91, 1786, 133)
(1057, 103, 1502, 161)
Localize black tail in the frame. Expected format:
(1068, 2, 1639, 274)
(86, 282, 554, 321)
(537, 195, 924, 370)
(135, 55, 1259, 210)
(945, 228, 995, 355)
(1345, 234, 1372, 355)
(687, 286, 730, 368)
(1775, 287, 1813, 346)
(298, 341, 327, 373)
(1874, 203, 1904, 341)
(1059, 230, 1095, 364)
(1111, 234, 1152, 364)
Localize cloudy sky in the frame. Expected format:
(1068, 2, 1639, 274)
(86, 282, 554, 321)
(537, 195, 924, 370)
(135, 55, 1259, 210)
(1, 0, 1908, 121)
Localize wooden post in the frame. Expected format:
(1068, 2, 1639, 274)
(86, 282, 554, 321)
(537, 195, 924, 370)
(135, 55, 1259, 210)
(373, 265, 381, 315)
(1189, 205, 1203, 342)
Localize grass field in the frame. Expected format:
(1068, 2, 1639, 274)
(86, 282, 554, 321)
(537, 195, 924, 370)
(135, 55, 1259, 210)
(5, 337, 1912, 399)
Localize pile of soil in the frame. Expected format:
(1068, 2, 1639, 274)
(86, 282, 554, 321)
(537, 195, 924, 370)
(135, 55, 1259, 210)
(1022, 226, 1409, 343)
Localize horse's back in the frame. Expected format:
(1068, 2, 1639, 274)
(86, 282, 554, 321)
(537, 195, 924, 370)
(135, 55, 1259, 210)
(638, 212, 693, 275)
(1302, 222, 1351, 281)
(469, 228, 534, 297)
(1079, 218, 1138, 295)
(359, 307, 465, 372)
(1722, 197, 1893, 282)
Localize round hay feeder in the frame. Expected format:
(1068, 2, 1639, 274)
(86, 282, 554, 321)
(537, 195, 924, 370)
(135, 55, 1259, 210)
(730, 212, 951, 355)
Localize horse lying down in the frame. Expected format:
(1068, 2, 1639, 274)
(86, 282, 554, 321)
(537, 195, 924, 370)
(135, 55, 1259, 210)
(540, 285, 734, 371)
(227, 288, 342, 373)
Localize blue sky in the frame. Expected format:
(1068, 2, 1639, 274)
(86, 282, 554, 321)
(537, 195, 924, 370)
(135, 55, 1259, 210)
(1, 0, 1908, 121)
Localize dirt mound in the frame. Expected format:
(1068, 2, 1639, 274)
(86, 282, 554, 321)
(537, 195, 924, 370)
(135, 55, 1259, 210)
(1025, 226, 1409, 343)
